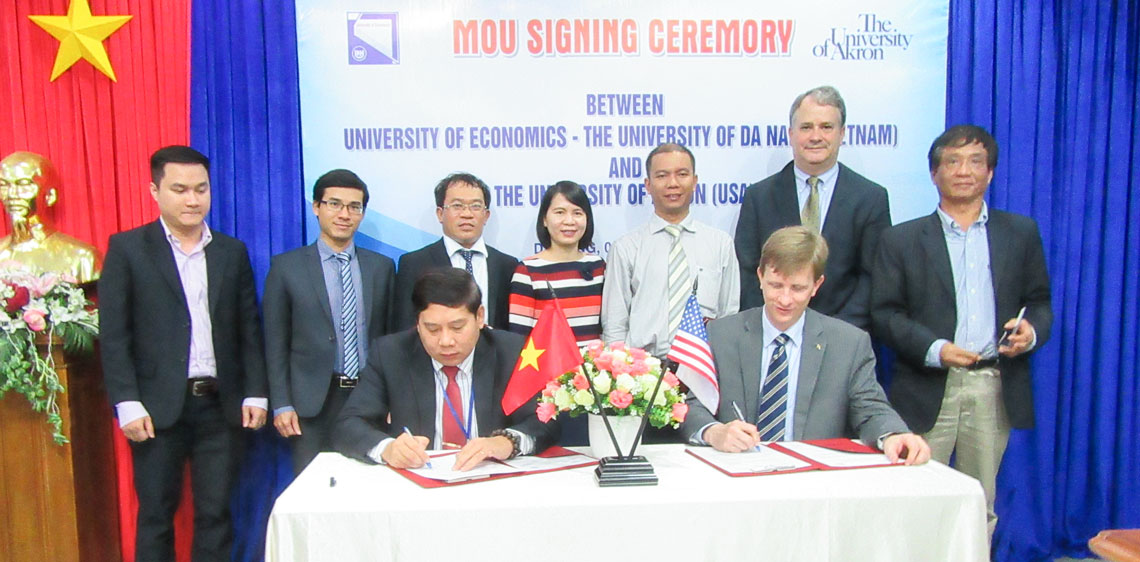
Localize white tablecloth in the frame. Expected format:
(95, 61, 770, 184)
(266, 445, 987, 562)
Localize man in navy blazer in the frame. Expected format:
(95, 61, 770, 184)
(392, 172, 518, 331)
(265, 169, 396, 474)
(872, 125, 1052, 533)
(100, 146, 268, 561)
(334, 268, 556, 471)
(735, 86, 890, 330)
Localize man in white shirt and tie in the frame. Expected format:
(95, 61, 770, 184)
(681, 226, 929, 465)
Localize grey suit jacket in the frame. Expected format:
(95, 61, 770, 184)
(333, 328, 557, 462)
(263, 243, 396, 416)
(680, 308, 908, 446)
(735, 162, 890, 330)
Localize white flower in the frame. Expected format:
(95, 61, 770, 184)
(615, 373, 636, 392)
(592, 374, 612, 394)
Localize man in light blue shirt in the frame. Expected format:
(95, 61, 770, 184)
(681, 226, 929, 464)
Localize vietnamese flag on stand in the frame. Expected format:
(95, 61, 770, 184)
(502, 302, 583, 415)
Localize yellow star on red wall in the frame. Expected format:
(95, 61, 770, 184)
(29, 0, 132, 82)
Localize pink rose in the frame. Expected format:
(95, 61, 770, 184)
(663, 373, 680, 388)
(542, 381, 560, 397)
(608, 390, 633, 409)
(610, 341, 626, 352)
(22, 307, 47, 332)
(586, 340, 604, 359)
(536, 402, 557, 423)
(629, 347, 648, 361)
(671, 403, 689, 422)
(610, 359, 630, 375)
(629, 359, 649, 376)
(593, 352, 614, 371)
(572, 373, 589, 390)
(28, 274, 58, 298)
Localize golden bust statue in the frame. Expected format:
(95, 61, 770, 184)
(0, 152, 101, 283)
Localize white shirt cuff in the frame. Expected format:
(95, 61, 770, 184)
(505, 429, 536, 456)
(369, 437, 396, 464)
(115, 401, 149, 428)
(243, 397, 269, 411)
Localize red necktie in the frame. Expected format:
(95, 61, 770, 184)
(441, 366, 467, 448)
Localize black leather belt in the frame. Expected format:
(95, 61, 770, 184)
(971, 357, 1000, 370)
(189, 377, 218, 396)
(334, 373, 357, 388)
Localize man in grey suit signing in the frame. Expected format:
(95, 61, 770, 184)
(681, 226, 929, 464)
(265, 169, 396, 474)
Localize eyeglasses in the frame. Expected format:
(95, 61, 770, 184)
(319, 200, 365, 215)
(441, 202, 487, 213)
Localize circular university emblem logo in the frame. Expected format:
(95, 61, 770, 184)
(351, 46, 367, 62)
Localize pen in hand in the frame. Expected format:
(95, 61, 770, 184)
(403, 426, 432, 468)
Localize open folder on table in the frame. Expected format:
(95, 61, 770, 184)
(392, 446, 598, 488)
(686, 438, 902, 477)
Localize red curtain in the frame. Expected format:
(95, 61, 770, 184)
(0, 2, 192, 561)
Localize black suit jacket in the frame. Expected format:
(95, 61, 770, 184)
(263, 243, 396, 416)
(332, 328, 557, 462)
(392, 239, 518, 330)
(99, 221, 267, 428)
(871, 210, 1052, 431)
(735, 162, 890, 330)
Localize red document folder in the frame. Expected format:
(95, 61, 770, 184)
(687, 438, 903, 477)
(391, 446, 598, 488)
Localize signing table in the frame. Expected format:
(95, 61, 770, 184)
(266, 445, 987, 562)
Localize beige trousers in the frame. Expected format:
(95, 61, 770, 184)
(923, 366, 1011, 538)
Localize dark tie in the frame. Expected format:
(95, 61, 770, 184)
(335, 252, 359, 378)
(458, 249, 475, 274)
(441, 366, 467, 448)
(757, 333, 791, 441)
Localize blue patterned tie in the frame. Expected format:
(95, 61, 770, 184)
(757, 333, 791, 441)
(458, 249, 475, 274)
(335, 252, 359, 378)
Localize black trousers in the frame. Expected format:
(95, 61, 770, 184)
(130, 388, 241, 562)
(289, 379, 354, 475)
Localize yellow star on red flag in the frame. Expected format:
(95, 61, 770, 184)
(518, 337, 546, 372)
(29, 0, 132, 82)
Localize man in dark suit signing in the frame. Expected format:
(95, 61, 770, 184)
(335, 267, 557, 471)
(265, 169, 396, 475)
(100, 145, 268, 561)
(872, 125, 1052, 533)
(392, 172, 518, 330)
(681, 226, 929, 464)
(735, 86, 890, 330)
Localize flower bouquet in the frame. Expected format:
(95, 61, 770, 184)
(0, 264, 99, 444)
(536, 341, 688, 430)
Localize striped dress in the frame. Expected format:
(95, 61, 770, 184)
(508, 255, 606, 344)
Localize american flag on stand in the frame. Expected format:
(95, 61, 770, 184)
(667, 292, 719, 412)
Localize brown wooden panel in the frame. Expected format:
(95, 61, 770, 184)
(0, 342, 119, 562)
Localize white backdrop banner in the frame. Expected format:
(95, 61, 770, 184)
(296, 0, 948, 259)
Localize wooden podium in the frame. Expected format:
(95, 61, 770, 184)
(0, 340, 120, 562)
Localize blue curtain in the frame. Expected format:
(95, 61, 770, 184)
(947, 1, 1140, 560)
(189, 2, 302, 560)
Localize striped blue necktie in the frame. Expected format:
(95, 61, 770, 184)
(757, 333, 791, 441)
(335, 252, 359, 379)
